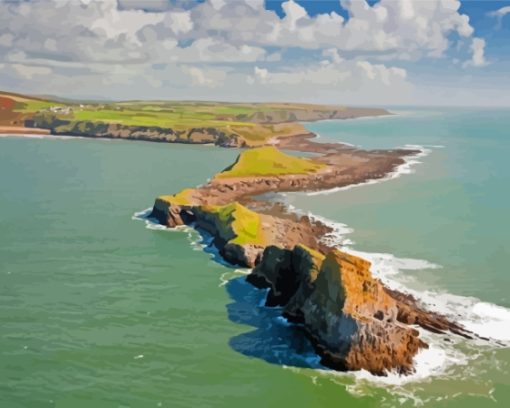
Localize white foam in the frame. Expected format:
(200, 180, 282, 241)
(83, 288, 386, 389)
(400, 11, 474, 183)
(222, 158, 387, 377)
(326, 330, 468, 387)
(461, 303, 510, 342)
(282, 205, 510, 388)
(284, 203, 354, 247)
(131, 207, 189, 232)
(218, 268, 250, 287)
(317, 214, 510, 347)
(306, 144, 431, 196)
(0, 133, 88, 141)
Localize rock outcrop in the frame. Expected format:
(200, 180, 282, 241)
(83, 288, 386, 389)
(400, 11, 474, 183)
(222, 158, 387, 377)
(247, 247, 427, 374)
(299, 250, 425, 375)
(247, 245, 324, 309)
(151, 198, 267, 267)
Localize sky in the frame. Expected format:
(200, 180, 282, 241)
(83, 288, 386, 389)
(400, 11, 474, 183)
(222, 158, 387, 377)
(0, 0, 509, 106)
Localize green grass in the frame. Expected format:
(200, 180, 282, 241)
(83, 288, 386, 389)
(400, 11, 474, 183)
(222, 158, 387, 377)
(14, 99, 56, 112)
(70, 108, 254, 128)
(215, 146, 325, 179)
(203, 202, 265, 245)
(158, 189, 196, 206)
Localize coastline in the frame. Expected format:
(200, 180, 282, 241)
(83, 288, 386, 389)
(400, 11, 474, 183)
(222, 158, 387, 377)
(3, 105, 509, 407)
(3, 109, 498, 380)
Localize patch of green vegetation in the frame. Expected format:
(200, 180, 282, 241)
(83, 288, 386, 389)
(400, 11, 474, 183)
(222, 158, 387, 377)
(14, 99, 56, 112)
(69, 107, 255, 129)
(215, 146, 325, 179)
(295, 244, 326, 263)
(158, 189, 196, 206)
(203, 202, 265, 245)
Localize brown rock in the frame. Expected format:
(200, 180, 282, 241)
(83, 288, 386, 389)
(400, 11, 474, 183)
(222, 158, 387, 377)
(301, 249, 427, 375)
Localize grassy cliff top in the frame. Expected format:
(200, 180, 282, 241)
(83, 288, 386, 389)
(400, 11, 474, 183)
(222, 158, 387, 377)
(215, 146, 326, 179)
(157, 188, 197, 207)
(201, 202, 265, 246)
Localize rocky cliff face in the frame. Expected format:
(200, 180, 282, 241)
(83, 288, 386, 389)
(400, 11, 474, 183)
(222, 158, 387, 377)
(150, 199, 266, 267)
(299, 250, 425, 375)
(245, 246, 472, 375)
(29, 115, 243, 147)
(247, 245, 324, 309)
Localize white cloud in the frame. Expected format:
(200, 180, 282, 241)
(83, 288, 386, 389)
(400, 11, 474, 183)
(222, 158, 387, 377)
(464, 37, 487, 68)
(254, 66, 268, 82)
(0, 0, 492, 104)
(0, 33, 14, 47)
(165, 11, 194, 34)
(246, 59, 411, 105)
(488, 5, 510, 29)
(11, 64, 53, 79)
(488, 6, 510, 19)
(182, 65, 225, 87)
(322, 48, 343, 64)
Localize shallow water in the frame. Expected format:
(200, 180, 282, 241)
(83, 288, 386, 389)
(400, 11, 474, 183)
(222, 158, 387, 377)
(1, 108, 509, 407)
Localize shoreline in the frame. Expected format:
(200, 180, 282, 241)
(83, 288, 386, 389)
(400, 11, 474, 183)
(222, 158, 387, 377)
(0, 106, 393, 147)
(0, 126, 50, 135)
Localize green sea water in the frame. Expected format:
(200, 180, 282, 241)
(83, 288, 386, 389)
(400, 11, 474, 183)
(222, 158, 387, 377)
(1, 108, 509, 408)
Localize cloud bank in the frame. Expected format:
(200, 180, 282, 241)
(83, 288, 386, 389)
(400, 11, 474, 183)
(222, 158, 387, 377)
(0, 0, 491, 104)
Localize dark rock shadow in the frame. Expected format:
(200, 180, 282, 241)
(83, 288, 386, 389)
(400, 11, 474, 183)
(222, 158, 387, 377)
(195, 227, 239, 268)
(139, 209, 324, 369)
(225, 276, 324, 369)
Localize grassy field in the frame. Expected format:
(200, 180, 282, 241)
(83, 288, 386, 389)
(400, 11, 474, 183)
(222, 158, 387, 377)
(202, 202, 265, 246)
(1, 90, 373, 146)
(215, 146, 325, 179)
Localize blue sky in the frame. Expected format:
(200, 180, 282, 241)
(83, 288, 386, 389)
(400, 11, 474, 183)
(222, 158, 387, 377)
(0, 0, 509, 106)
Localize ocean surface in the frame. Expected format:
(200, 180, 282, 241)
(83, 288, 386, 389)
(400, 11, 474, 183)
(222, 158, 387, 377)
(1, 108, 509, 407)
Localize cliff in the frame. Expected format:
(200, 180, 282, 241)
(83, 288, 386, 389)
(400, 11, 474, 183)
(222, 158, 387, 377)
(27, 116, 244, 147)
(317, 252, 416, 371)
(249, 247, 427, 374)
(152, 198, 267, 267)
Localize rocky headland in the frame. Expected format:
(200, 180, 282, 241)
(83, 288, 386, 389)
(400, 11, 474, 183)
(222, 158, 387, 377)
(150, 138, 471, 376)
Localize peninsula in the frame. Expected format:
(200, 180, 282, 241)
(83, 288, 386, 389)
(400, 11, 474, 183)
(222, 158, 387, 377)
(150, 144, 472, 375)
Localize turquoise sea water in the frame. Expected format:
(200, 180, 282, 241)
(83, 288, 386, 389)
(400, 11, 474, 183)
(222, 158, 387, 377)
(1, 108, 509, 407)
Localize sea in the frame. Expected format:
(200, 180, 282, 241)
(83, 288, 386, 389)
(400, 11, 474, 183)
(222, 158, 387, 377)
(1, 107, 509, 407)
